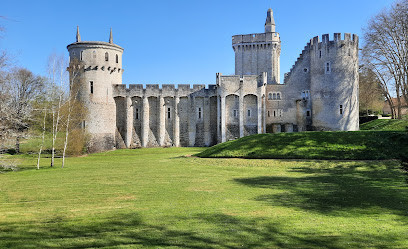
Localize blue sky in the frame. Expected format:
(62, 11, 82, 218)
(1, 0, 395, 86)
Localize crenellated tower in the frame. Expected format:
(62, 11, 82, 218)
(282, 33, 359, 131)
(67, 27, 124, 152)
(232, 8, 281, 84)
(309, 33, 359, 131)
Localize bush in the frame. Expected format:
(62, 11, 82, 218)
(66, 129, 88, 156)
(359, 115, 379, 124)
(0, 158, 19, 172)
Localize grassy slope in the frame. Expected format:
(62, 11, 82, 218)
(360, 119, 408, 131)
(197, 131, 408, 160)
(1, 148, 408, 248)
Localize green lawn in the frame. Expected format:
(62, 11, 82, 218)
(1, 148, 408, 248)
(360, 119, 408, 131)
(197, 131, 408, 160)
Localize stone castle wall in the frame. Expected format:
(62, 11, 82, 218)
(68, 9, 359, 152)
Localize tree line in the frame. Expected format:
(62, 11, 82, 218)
(361, 0, 408, 119)
(0, 25, 86, 169)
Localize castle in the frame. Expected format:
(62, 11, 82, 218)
(67, 9, 359, 153)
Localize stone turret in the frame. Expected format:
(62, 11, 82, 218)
(67, 28, 124, 152)
(76, 26, 81, 42)
(265, 8, 276, 33)
(109, 28, 113, 44)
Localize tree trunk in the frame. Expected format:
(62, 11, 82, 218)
(37, 109, 47, 170)
(51, 94, 63, 166)
(51, 110, 55, 167)
(15, 135, 20, 154)
(62, 111, 70, 168)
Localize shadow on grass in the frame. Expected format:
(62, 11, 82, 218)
(0, 212, 404, 248)
(235, 162, 408, 218)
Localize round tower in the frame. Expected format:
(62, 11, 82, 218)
(67, 27, 124, 152)
(309, 33, 359, 131)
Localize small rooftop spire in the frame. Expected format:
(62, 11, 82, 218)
(76, 26, 81, 42)
(265, 8, 276, 33)
(109, 28, 113, 44)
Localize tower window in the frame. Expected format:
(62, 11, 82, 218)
(267, 111, 270, 117)
(233, 109, 238, 117)
(167, 107, 171, 119)
(247, 109, 251, 117)
(273, 93, 277, 100)
(348, 49, 351, 56)
(340, 105, 343, 115)
(80, 51, 83, 61)
(277, 93, 281, 100)
(136, 108, 139, 120)
(306, 110, 311, 117)
(304, 68, 308, 73)
(198, 107, 202, 119)
(90, 81, 93, 94)
(268, 93, 272, 100)
(273, 110, 276, 117)
(105, 52, 109, 61)
(319, 50, 322, 58)
(116, 54, 119, 63)
(302, 90, 310, 100)
(325, 62, 331, 74)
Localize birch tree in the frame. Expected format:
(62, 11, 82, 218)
(61, 58, 82, 167)
(36, 108, 47, 170)
(47, 53, 68, 167)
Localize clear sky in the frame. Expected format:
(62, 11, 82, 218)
(1, 0, 395, 86)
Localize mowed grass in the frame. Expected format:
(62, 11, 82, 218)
(360, 119, 408, 131)
(1, 148, 408, 248)
(197, 131, 408, 160)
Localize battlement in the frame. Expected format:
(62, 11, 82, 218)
(308, 33, 359, 48)
(284, 33, 359, 83)
(232, 32, 280, 45)
(112, 84, 217, 98)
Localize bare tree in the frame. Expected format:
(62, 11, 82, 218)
(362, 0, 408, 119)
(3, 68, 46, 153)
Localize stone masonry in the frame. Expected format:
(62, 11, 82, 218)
(67, 9, 359, 152)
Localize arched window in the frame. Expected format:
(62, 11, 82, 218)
(273, 93, 277, 100)
(268, 93, 272, 100)
(80, 51, 83, 61)
(105, 52, 109, 61)
(116, 54, 119, 63)
(167, 108, 171, 119)
(277, 93, 281, 100)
